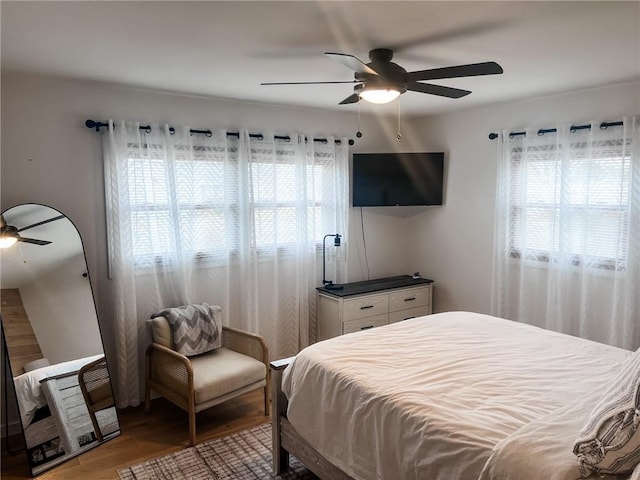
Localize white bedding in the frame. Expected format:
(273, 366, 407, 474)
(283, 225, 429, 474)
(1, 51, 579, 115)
(282, 311, 630, 480)
(13, 354, 104, 427)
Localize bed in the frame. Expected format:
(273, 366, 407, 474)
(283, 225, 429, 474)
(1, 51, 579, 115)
(13, 354, 105, 429)
(271, 311, 639, 480)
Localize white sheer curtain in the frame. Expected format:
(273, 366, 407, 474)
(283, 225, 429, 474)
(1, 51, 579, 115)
(492, 116, 640, 350)
(103, 121, 348, 407)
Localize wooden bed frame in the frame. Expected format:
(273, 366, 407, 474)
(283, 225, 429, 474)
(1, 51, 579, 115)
(270, 358, 355, 480)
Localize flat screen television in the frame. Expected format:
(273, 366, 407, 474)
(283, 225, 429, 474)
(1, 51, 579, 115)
(352, 152, 445, 207)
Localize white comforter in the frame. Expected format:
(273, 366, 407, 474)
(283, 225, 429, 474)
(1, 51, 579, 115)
(282, 311, 630, 480)
(13, 354, 104, 427)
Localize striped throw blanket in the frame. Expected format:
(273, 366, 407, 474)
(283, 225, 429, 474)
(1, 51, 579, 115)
(152, 303, 222, 356)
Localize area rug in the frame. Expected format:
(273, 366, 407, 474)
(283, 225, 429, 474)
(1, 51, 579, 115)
(118, 422, 318, 480)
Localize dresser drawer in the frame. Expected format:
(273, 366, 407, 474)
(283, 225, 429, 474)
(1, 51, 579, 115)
(389, 305, 431, 324)
(54, 374, 79, 389)
(388, 287, 430, 313)
(342, 294, 388, 321)
(343, 314, 388, 334)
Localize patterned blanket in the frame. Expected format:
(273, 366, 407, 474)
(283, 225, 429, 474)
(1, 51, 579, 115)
(152, 303, 222, 356)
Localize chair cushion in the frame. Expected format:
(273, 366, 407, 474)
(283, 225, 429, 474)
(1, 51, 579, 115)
(189, 347, 266, 405)
(149, 317, 173, 349)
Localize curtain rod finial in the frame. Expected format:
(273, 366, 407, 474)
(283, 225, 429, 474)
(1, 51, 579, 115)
(85, 119, 106, 132)
(488, 132, 499, 140)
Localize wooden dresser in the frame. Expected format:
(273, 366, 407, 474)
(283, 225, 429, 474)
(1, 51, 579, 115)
(316, 275, 434, 341)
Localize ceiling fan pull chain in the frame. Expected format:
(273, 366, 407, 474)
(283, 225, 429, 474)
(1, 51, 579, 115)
(356, 101, 363, 138)
(396, 99, 402, 141)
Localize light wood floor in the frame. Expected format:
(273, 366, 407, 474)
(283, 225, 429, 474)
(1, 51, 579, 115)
(1, 389, 269, 480)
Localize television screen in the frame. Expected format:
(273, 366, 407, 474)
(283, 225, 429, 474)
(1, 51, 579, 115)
(352, 152, 445, 207)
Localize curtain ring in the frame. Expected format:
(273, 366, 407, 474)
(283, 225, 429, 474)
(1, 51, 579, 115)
(144, 126, 152, 134)
(570, 126, 577, 133)
(509, 133, 517, 139)
(600, 123, 608, 130)
(206, 130, 213, 138)
(537, 130, 545, 136)
(169, 127, 175, 135)
(257, 134, 264, 141)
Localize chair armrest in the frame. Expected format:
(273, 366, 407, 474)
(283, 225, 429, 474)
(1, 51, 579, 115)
(145, 342, 194, 401)
(222, 326, 269, 366)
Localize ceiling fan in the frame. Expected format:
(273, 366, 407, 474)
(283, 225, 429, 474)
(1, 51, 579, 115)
(0, 214, 64, 248)
(261, 48, 503, 105)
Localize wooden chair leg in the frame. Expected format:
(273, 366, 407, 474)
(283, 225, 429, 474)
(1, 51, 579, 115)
(88, 411, 104, 442)
(189, 406, 196, 446)
(144, 349, 151, 413)
(264, 386, 269, 416)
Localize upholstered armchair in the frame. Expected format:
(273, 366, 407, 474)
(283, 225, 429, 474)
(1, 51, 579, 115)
(145, 315, 269, 446)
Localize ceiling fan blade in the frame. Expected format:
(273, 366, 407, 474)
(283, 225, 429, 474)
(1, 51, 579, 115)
(384, 21, 507, 53)
(407, 81, 471, 99)
(17, 215, 65, 233)
(261, 80, 357, 86)
(338, 93, 361, 105)
(325, 52, 379, 76)
(18, 237, 52, 246)
(407, 61, 503, 81)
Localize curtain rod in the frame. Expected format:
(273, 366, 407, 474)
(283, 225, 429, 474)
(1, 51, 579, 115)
(85, 119, 354, 145)
(488, 121, 624, 140)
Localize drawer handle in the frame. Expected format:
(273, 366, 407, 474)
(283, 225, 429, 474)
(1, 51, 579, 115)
(360, 305, 374, 310)
(404, 297, 416, 302)
(360, 325, 374, 330)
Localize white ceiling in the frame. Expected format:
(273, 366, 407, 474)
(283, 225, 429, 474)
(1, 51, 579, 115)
(1, 1, 639, 115)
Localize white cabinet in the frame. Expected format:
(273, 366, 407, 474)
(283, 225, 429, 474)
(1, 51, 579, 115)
(316, 276, 433, 341)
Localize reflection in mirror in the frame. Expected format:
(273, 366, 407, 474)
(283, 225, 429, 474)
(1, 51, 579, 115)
(0, 204, 120, 476)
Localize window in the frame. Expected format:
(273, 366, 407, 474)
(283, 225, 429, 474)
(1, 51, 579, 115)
(509, 137, 631, 271)
(123, 134, 345, 266)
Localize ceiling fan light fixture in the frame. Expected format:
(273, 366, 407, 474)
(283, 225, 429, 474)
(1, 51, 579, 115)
(0, 235, 18, 249)
(359, 87, 401, 104)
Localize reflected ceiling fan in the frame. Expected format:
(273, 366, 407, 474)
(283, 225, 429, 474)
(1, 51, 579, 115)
(261, 48, 503, 105)
(0, 214, 64, 248)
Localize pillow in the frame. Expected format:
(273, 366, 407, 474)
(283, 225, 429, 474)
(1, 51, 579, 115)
(573, 347, 640, 477)
(151, 303, 222, 357)
(23, 358, 50, 373)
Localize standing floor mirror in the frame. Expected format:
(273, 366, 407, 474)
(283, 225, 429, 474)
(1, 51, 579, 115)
(1, 203, 120, 476)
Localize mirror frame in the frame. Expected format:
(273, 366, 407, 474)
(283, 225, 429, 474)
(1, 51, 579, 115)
(0, 203, 120, 476)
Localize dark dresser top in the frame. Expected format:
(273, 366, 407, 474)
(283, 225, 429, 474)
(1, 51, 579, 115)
(317, 275, 433, 298)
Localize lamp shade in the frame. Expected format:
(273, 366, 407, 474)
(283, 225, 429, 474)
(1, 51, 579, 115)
(0, 235, 18, 249)
(359, 88, 401, 104)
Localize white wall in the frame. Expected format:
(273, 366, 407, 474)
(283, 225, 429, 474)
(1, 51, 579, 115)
(4, 72, 636, 366)
(0, 72, 414, 365)
(405, 81, 640, 314)
(20, 252, 103, 364)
